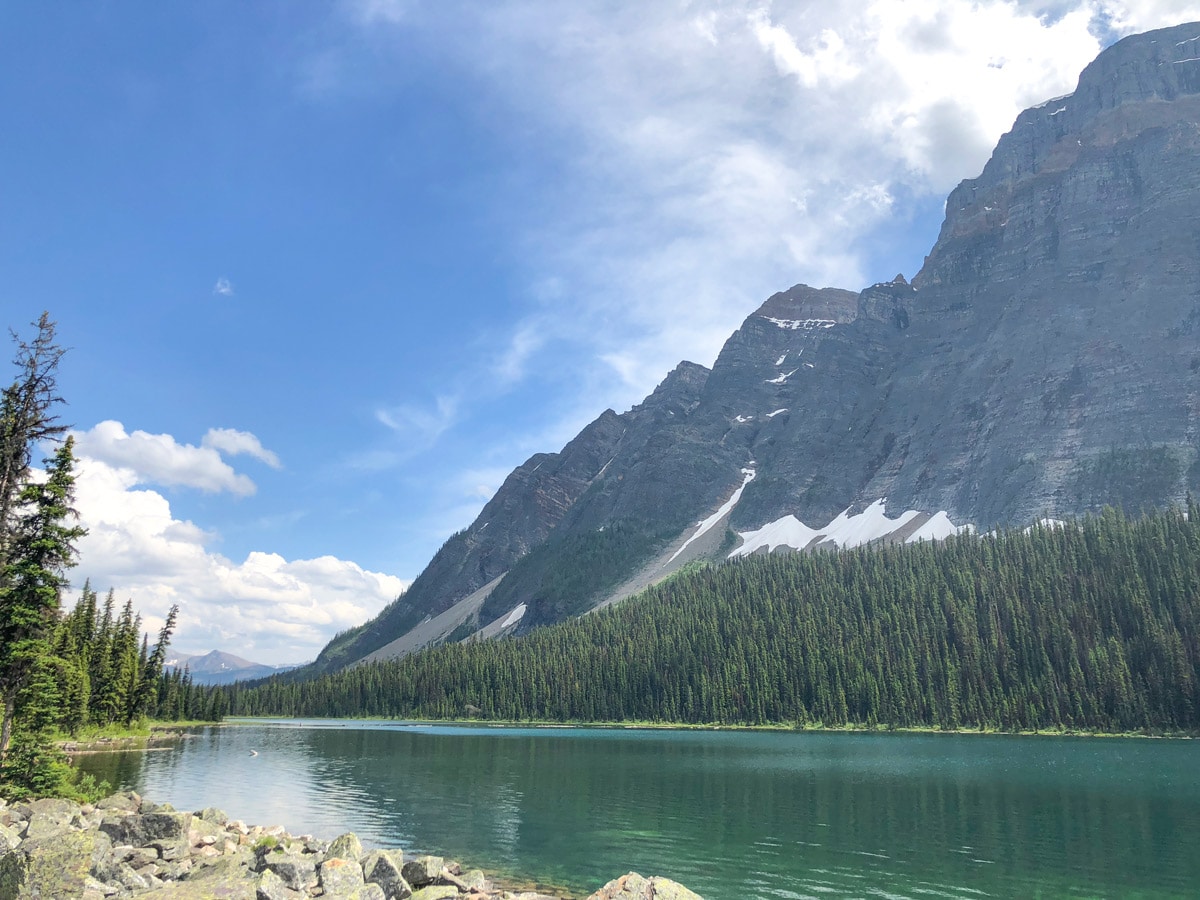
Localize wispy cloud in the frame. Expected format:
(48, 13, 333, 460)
(202, 427, 283, 469)
(374, 394, 460, 448)
(213, 276, 234, 297)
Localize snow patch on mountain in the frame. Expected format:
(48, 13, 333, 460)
(731, 500, 971, 557)
(669, 467, 756, 563)
(761, 316, 837, 330)
(906, 511, 974, 542)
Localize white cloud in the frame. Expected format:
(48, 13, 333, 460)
(67, 448, 407, 666)
(340, 0, 1163, 414)
(72, 421, 262, 496)
(213, 277, 234, 296)
(202, 428, 283, 469)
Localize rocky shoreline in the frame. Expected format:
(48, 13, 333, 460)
(0, 792, 701, 900)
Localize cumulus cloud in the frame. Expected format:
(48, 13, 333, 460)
(72, 421, 261, 496)
(67, 447, 407, 665)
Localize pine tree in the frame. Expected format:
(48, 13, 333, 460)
(0, 438, 86, 759)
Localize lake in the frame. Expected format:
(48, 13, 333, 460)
(76, 721, 1200, 898)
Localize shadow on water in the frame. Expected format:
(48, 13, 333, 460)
(77, 724, 1200, 898)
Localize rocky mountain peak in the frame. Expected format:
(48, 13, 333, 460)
(313, 24, 1200, 671)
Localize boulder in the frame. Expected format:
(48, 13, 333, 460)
(326, 832, 364, 862)
(256, 868, 303, 900)
(23, 798, 79, 840)
(408, 887, 458, 900)
(586, 872, 703, 900)
(361, 849, 412, 899)
(0, 828, 111, 900)
(319, 857, 365, 894)
(401, 855, 443, 887)
(259, 851, 317, 892)
(459, 869, 489, 891)
(96, 792, 141, 813)
(198, 807, 229, 826)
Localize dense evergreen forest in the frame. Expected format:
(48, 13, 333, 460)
(223, 505, 1200, 733)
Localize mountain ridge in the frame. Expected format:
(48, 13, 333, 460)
(313, 22, 1200, 673)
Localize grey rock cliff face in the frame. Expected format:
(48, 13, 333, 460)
(324, 23, 1200, 666)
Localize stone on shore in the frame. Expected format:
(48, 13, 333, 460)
(327, 832, 364, 862)
(0, 791, 704, 899)
(585, 872, 703, 900)
(361, 849, 412, 899)
(402, 855, 444, 887)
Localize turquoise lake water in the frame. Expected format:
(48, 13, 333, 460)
(76, 722, 1200, 898)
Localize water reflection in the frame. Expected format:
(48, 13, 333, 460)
(77, 724, 1200, 898)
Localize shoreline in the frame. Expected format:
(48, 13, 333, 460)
(219, 716, 1197, 740)
(0, 790, 701, 899)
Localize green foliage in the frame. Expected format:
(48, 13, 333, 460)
(1068, 446, 1184, 513)
(481, 519, 675, 627)
(221, 505, 1200, 733)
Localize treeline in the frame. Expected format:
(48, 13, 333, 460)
(53, 584, 215, 732)
(221, 504, 1200, 733)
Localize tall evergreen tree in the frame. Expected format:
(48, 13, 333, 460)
(0, 438, 86, 758)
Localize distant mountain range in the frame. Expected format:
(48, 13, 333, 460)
(311, 22, 1200, 674)
(165, 650, 297, 685)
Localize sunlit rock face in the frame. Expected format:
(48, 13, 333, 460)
(321, 23, 1200, 668)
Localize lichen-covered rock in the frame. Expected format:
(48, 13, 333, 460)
(96, 791, 141, 813)
(326, 832, 364, 862)
(361, 849, 412, 899)
(198, 807, 229, 826)
(320, 857, 365, 894)
(255, 868, 302, 900)
(23, 798, 80, 840)
(407, 886, 458, 900)
(459, 869, 489, 891)
(259, 851, 317, 892)
(400, 855, 443, 887)
(586, 872, 704, 900)
(0, 828, 111, 900)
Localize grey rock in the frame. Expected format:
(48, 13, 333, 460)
(0, 825, 21, 854)
(325, 832, 363, 862)
(361, 849, 412, 899)
(319, 856, 365, 894)
(400, 855, 443, 887)
(459, 869, 488, 891)
(407, 887, 458, 900)
(96, 792, 141, 813)
(256, 868, 304, 900)
(260, 852, 317, 892)
(113, 860, 150, 891)
(586, 873, 703, 900)
(198, 807, 229, 826)
(0, 828, 111, 900)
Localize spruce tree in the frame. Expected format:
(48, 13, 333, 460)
(0, 438, 86, 759)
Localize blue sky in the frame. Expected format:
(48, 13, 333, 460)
(3, 1, 1195, 664)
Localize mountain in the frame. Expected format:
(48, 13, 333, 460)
(165, 650, 297, 685)
(314, 22, 1200, 673)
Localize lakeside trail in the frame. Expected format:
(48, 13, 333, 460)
(0, 791, 703, 900)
